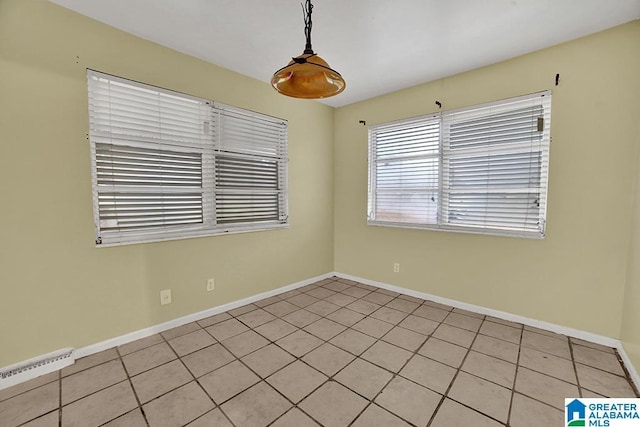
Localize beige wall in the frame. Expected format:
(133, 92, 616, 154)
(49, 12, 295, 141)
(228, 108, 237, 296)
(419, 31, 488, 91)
(334, 21, 640, 339)
(622, 123, 640, 371)
(0, 0, 335, 367)
(2, 0, 640, 376)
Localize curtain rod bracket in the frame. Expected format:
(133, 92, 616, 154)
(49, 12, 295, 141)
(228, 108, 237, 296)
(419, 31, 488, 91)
(435, 100, 442, 109)
(359, 120, 366, 126)
(555, 73, 560, 86)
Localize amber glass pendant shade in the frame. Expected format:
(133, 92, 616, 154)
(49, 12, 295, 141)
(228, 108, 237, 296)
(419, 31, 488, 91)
(271, 53, 345, 99)
(271, 0, 345, 99)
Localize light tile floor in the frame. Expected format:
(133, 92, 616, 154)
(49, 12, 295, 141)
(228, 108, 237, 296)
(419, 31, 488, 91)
(1, 277, 638, 426)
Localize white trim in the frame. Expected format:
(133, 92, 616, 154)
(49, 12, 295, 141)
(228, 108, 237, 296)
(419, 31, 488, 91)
(337, 271, 640, 391)
(617, 344, 640, 393)
(75, 272, 334, 359)
(0, 272, 334, 390)
(0, 348, 74, 391)
(4, 270, 639, 394)
(335, 272, 622, 348)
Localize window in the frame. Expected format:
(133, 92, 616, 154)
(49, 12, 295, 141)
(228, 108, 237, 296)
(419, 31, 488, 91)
(87, 70, 288, 246)
(368, 91, 551, 238)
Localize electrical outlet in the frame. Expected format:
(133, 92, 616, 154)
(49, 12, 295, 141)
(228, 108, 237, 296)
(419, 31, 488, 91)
(393, 262, 400, 273)
(160, 289, 172, 305)
(207, 278, 215, 292)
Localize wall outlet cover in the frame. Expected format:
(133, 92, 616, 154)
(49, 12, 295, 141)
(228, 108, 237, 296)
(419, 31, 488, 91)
(160, 289, 172, 305)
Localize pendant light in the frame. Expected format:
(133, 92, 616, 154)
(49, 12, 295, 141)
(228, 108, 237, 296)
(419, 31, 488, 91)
(271, 0, 346, 99)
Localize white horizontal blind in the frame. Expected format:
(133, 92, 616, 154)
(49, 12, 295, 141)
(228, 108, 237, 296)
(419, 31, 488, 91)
(213, 105, 288, 226)
(88, 70, 288, 246)
(441, 92, 551, 238)
(367, 91, 551, 239)
(95, 144, 205, 230)
(368, 115, 440, 226)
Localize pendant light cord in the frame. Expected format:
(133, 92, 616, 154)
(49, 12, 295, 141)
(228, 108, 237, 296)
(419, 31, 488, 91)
(276, 0, 341, 74)
(270, 0, 346, 98)
(303, 0, 314, 54)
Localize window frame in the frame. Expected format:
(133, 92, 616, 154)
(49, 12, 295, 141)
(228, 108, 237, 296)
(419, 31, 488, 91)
(87, 70, 288, 247)
(367, 91, 551, 239)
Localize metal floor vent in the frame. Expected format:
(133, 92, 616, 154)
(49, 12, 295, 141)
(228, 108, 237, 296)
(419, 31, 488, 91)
(0, 348, 74, 390)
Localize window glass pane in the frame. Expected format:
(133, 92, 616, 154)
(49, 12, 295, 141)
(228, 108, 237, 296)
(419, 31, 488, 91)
(446, 192, 541, 232)
(368, 115, 440, 226)
(376, 157, 439, 190)
(448, 151, 542, 189)
(375, 191, 438, 224)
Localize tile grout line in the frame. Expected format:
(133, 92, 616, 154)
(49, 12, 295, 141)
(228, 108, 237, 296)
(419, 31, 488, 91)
(159, 326, 228, 427)
(112, 348, 150, 427)
(425, 312, 503, 426)
(568, 336, 585, 398)
(464, 324, 572, 419)
(212, 285, 341, 427)
(267, 279, 386, 427)
(4, 276, 636, 427)
(120, 322, 229, 425)
(505, 318, 525, 426)
(221, 329, 316, 426)
(266, 279, 434, 426)
(263, 278, 352, 427)
(509, 339, 582, 415)
(42, 368, 143, 427)
(111, 279, 640, 423)
(162, 282, 494, 425)
(52, 361, 133, 416)
(343, 291, 426, 427)
(58, 369, 62, 427)
(518, 329, 632, 382)
(612, 347, 640, 397)
(201, 314, 273, 426)
(226, 276, 354, 425)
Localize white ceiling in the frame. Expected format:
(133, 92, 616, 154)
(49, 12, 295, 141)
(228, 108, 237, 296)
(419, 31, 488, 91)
(49, 0, 640, 107)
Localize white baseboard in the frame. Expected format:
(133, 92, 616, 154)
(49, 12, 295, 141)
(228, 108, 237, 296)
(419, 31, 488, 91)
(4, 270, 639, 394)
(75, 271, 335, 359)
(334, 271, 640, 391)
(335, 272, 620, 347)
(0, 272, 334, 391)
